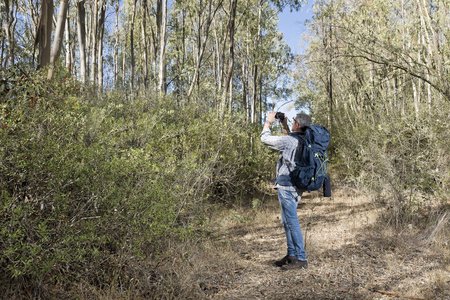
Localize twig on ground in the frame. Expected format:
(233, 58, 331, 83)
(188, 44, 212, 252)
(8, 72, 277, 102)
(370, 289, 424, 300)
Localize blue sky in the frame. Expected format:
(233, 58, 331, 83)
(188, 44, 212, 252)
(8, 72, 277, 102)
(270, 2, 314, 122)
(277, 2, 314, 55)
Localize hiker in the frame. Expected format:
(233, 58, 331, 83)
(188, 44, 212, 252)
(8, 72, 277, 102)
(260, 111, 310, 270)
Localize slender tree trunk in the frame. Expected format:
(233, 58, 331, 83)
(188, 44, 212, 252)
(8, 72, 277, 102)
(251, 65, 257, 123)
(416, 0, 436, 109)
(122, 35, 126, 87)
(150, 25, 157, 87)
(130, 0, 137, 90)
(48, 0, 69, 80)
(187, 0, 219, 98)
(90, 0, 98, 84)
(141, 0, 149, 88)
(327, 23, 333, 132)
(221, 0, 237, 114)
(2, 0, 15, 67)
(242, 59, 248, 122)
(1, 34, 4, 69)
(213, 18, 221, 91)
(77, 0, 87, 84)
(113, 0, 119, 87)
(24, 0, 39, 36)
(228, 76, 233, 113)
(158, 0, 167, 94)
(151, 0, 159, 87)
(64, 16, 72, 73)
(97, 1, 106, 91)
(174, 8, 186, 102)
(259, 77, 262, 124)
(35, 0, 54, 70)
(250, 5, 261, 123)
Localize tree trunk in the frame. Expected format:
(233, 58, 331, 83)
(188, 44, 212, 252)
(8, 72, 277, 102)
(327, 21, 333, 133)
(213, 18, 221, 91)
(64, 15, 73, 73)
(47, 0, 69, 80)
(76, 0, 87, 84)
(158, 0, 167, 94)
(113, 0, 119, 87)
(97, 0, 106, 91)
(242, 58, 248, 122)
(141, 0, 149, 88)
(35, 0, 54, 70)
(221, 0, 237, 114)
(251, 5, 262, 123)
(130, 0, 137, 90)
(187, 0, 220, 98)
(2, 0, 15, 68)
(89, 0, 98, 84)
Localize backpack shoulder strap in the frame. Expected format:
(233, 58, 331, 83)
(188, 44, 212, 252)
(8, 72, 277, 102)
(288, 132, 306, 163)
(288, 131, 306, 140)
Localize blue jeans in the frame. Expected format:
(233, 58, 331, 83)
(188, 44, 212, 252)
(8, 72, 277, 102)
(278, 189, 306, 261)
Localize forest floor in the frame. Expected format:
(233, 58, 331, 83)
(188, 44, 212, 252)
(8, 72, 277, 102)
(186, 188, 450, 300)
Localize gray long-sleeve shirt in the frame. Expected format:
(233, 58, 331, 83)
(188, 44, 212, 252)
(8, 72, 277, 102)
(260, 128, 305, 191)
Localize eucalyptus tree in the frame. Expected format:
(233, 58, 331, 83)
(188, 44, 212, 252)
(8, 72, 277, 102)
(129, 0, 137, 89)
(0, 0, 42, 71)
(1, 0, 16, 68)
(187, 0, 223, 98)
(296, 0, 450, 203)
(77, 0, 87, 84)
(35, 0, 53, 69)
(157, 0, 168, 94)
(64, 10, 75, 74)
(113, 0, 120, 87)
(97, 0, 106, 90)
(235, 0, 293, 122)
(47, 0, 69, 80)
(141, 0, 149, 88)
(2, 0, 302, 111)
(301, 0, 449, 130)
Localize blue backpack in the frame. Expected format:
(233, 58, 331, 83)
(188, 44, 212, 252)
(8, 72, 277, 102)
(289, 125, 331, 195)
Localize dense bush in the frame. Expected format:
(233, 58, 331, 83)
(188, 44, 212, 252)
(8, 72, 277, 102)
(0, 72, 275, 298)
(317, 100, 450, 225)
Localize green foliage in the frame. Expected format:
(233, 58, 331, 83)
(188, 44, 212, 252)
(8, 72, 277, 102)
(298, 0, 450, 225)
(0, 72, 274, 297)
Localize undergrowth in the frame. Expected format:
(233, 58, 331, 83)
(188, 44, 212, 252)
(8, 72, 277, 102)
(315, 101, 450, 228)
(1, 69, 448, 298)
(0, 71, 275, 298)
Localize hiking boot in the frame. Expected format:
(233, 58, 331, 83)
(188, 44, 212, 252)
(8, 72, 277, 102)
(274, 255, 296, 267)
(281, 258, 308, 270)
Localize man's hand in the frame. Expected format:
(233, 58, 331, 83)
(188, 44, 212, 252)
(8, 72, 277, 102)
(267, 111, 276, 123)
(263, 111, 277, 130)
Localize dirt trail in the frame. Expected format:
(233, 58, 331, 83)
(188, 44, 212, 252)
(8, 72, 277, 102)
(207, 189, 449, 299)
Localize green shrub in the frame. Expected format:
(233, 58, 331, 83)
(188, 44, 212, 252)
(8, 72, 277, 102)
(0, 72, 275, 297)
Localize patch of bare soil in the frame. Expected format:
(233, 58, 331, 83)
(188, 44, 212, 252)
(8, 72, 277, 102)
(203, 189, 450, 299)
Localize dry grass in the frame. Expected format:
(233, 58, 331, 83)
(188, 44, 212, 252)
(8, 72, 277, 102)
(173, 188, 449, 300)
(77, 188, 449, 299)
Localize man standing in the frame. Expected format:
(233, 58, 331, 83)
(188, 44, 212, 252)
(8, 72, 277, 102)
(260, 111, 311, 270)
